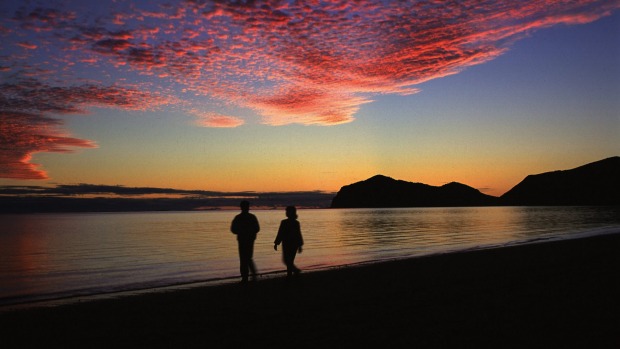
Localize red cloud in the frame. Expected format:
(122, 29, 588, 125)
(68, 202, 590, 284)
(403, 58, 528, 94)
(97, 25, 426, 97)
(0, 112, 96, 179)
(57, 0, 612, 127)
(192, 112, 245, 128)
(12, 7, 76, 33)
(248, 87, 372, 125)
(1, 0, 618, 179)
(16, 42, 38, 50)
(3, 1, 616, 126)
(0, 80, 172, 179)
(93, 39, 133, 54)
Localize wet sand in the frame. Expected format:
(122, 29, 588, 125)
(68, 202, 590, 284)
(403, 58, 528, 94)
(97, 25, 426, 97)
(2, 232, 619, 348)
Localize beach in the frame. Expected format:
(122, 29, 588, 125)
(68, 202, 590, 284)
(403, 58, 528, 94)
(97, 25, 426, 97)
(2, 232, 619, 348)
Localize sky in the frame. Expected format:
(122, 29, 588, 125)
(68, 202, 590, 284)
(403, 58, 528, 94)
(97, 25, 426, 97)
(1, 0, 619, 197)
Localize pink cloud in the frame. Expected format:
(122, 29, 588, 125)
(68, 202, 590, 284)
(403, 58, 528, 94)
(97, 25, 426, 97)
(1, 0, 618, 179)
(92, 39, 133, 54)
(0, 80, 172, 179)
(192, 112, 245, 128)
(185, 1, 618, 125)
(0, 112, 97, 180)
(3, 1, 617, 127)
(111, 13, 126, 26)
(16, 42, 38, 50)
(248, 87, 372, 125)
(13, 7, 76, 33)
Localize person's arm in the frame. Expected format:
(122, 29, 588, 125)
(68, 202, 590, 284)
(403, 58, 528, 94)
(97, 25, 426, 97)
(230, 216, 238, 235)
(297, 221, 303, 253)
(253, 215, 260, 234)
(274, 221, 284, 250)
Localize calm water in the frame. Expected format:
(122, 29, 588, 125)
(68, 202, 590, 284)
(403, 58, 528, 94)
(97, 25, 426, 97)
(1, 206, 619, 307)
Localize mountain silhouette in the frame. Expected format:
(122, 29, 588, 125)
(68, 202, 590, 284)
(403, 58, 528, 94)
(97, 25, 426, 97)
(331, 157, 619, 208)
(500, 156, 620, 206)
(330, 175, 498, 208)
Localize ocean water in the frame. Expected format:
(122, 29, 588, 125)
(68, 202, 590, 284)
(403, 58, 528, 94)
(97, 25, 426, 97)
(1, 206, 619, 307)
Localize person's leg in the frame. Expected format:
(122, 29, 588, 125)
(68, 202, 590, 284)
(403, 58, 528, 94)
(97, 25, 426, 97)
(289, 250, 300, 275)
(283, 246, 297, 277)
(247, 242, 257, 280)
(238, 242, 249, 282)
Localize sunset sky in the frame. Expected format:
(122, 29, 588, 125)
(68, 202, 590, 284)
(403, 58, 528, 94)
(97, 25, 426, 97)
(1, 0, 619, 196)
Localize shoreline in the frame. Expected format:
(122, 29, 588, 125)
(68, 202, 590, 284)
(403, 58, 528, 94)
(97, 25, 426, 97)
(2, 231, 619, 347)
(2, 226, 618, 311)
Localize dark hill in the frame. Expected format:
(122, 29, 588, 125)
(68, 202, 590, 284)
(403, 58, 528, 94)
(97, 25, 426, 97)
(330, 175, 498, 208)
(500, 156, 620, 206)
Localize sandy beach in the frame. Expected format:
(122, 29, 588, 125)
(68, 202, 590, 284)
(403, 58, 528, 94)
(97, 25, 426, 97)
(2, 232, 619, 348)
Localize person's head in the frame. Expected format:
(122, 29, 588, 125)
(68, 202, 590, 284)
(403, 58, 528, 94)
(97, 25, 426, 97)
(240, 200, 250, 212)
(285, 205, 297, 219)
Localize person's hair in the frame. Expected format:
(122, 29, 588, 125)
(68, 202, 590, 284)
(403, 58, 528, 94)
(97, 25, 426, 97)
(285, 205, 297, 219)
(240, 201, 250, 211)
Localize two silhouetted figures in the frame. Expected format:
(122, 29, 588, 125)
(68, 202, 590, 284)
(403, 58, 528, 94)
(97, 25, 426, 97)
(230, 201, 303, 283)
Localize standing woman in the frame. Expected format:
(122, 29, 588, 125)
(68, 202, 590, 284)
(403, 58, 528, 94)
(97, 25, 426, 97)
(274, 206, 304, 277)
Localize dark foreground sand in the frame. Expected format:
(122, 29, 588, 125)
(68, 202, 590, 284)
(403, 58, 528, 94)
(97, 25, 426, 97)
(2, 233, 619, 348)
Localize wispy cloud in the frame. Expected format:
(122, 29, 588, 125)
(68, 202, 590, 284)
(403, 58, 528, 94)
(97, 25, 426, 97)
(0, 111, 96, 179)
(248, 87, 373, 126)
(1, 0, 617, 179)
(192, 111, 245, 128)
(0, 80, 172, 179)
(16, 42, 38, 50)
(0, 184, 336, 211)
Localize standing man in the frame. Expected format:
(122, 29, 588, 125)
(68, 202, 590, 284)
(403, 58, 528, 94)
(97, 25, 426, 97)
(230, 200, 260, 283)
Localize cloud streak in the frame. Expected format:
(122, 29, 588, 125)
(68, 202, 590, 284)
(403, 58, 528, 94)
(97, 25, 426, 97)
(1, 0, 618, 179)
(191, 111, 245, 128)
(0, 184, 336, 211)
(0, 111, 96, 179)
(0, 80, 172, 179)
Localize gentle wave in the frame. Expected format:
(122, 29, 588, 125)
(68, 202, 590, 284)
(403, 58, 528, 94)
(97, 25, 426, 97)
(1, 206, 619, 309)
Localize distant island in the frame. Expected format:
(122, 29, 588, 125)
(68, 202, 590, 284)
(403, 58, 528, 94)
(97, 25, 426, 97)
(1, 157, 618, 213)
(330, 176, 498, 208)
(331, 156, 620, 208)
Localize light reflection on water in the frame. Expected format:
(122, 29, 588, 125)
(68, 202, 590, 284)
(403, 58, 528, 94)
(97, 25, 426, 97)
(0, 206, 618, 306)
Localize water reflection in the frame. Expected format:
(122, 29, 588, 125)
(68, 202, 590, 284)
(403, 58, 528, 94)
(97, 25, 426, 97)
(1, 206, 619, 305)
(504, 206, 620, 240)
(0, 216, 50, 298)
(330, 206, 620, 261)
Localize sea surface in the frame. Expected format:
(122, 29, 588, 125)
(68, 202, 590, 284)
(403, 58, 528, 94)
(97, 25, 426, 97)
(1, 206, 619, 307)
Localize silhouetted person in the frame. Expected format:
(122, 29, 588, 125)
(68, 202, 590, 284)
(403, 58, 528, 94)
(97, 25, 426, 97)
(274, 206, 304, 277)
(230, 200, 260, 283)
